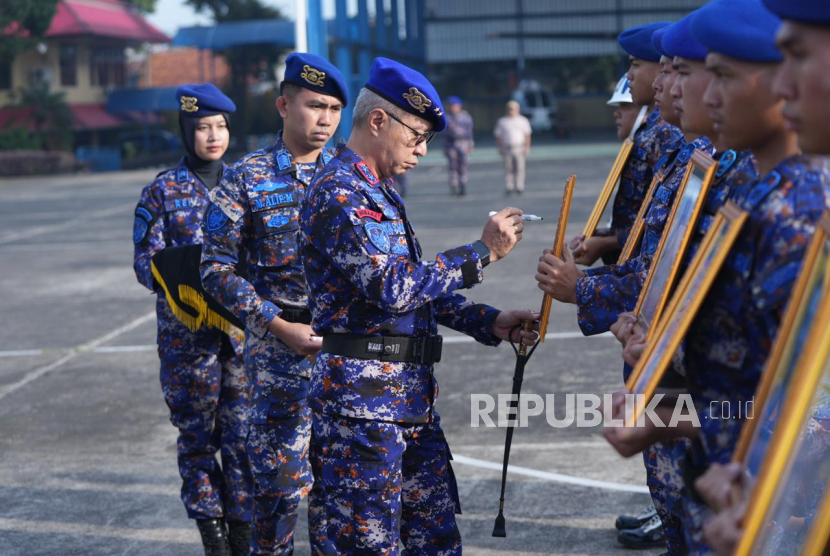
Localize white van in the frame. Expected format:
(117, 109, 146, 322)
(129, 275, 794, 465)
(510, 79, 557, 132)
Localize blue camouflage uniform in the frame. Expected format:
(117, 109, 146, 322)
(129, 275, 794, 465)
(612, 109, 682, 247)
(200, 52, 349, 555)
(133, 158, 252, 524)
(300, 58, 505, 555)
(575, 136, 715, 340)
(680, 155, 830, 551)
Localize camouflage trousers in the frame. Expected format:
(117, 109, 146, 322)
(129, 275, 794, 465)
(158, 330, 252, 522)
(445, 145, 469, 194)
(245, 333, 314, 556)
(644, 438, 691, 555)
(308, 412, 463, 555)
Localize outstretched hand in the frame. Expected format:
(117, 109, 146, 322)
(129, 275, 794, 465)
(535, 247, 585, 304)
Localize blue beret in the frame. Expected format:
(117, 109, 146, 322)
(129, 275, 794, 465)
(691, 0, 782, 62)
(661, 13, 708, 61)
(365, 57, 447, 132)
(176, 83, 236, 116)
(283, 52, 349, 107)
(446, 96, 462, 105)
(762, 0, 830, 25)
(651, 26, 670, 58)
(618, 22, 672, 62)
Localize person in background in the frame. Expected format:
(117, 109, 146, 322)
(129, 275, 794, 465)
(494, 99, 532, 195)
(442, 95, 474, 196)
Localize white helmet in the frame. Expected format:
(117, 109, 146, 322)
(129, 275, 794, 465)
(607, 75, 633, 106)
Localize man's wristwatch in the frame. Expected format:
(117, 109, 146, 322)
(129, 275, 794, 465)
(472, 240, 491, 267)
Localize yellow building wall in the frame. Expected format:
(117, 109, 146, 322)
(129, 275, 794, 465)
(0, 39, 106, 107)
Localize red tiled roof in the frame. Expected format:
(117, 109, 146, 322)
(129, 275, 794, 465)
(70, 103, 126, 129)
(140, 47, 231, 88)
(0, 103, 139, 131)
(45, 0, 169, 43)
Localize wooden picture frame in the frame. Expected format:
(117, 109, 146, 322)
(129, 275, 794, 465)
(732, 213, 830, 468)
(623, 201, 748, 424)
(734, 281, 830, 556)
(617, 172, 662, 265)
(633, 150, 718, 337)
(581, 139, 634, 240)
(538, 175, 576, 341)
(802, 486, 830, 556)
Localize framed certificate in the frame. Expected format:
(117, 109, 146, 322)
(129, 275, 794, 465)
(539, 174, 576, 341)
(634, 150, 718, 337)
(623, 201, 748, 423)
(734, 299, 830, 555)
(582, 138, 634, 240)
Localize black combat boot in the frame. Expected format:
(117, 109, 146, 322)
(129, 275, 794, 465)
(196, 518, 231, 556)
(615, 504, 658, 530)
(227, 520, 252, 556)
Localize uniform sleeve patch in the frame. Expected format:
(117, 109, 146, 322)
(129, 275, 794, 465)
(133, 217, 150, 244)
(356, 208, 382, 222)
(364, 222, 391, 253)
(206, 204, 230, 232)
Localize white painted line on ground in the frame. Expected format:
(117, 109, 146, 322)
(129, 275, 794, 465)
(0, 311, 155, 401)
(452, 453, 650, 494)
(92, 345, 156, 354)
(451, 440, 609, 450)
(0, 349, 44, 358)
(0, 201, 134, 245)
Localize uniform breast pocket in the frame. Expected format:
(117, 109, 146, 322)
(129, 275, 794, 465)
(253, 208, 299, 267)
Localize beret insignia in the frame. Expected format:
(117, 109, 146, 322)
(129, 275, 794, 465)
(403, 87, 432, 113)
(301, 65, 326, 87)
(180, 96, 199, 113)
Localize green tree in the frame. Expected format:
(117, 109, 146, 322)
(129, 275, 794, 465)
(185, 0, 288, 140)
(123, 0, 158, 14)
(0, 0, 59, 64)
(13, 82, 73, 149)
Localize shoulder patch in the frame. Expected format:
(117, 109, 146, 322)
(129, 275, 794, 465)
(715, 150, 737, 179)
(177, 166, 189, 184)
(356, 161, 379, 186)
(364, 222, 391, 253)
(744, 171, 782, 211)
(205, 204, 230, 232)
(677, 144, 694, 165)
(133, 218, 149, 244)
(356, 208, 382, 222)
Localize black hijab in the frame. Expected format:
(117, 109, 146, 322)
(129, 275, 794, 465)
(179, 113, 231, 190)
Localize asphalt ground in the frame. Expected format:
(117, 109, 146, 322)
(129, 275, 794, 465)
(0, 144, 665, 556)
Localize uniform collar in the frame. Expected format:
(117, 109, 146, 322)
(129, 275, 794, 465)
(336, 143, 383, 188)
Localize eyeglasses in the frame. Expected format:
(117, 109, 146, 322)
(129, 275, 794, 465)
(383, 110, 435, 145)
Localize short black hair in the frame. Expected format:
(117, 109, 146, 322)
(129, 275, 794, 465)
(280, 81, 303, 99)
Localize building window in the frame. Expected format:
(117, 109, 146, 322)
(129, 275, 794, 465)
(0, 63, 11, 90)
(60, 44, 77, 86)
(90, 47, 125, 88)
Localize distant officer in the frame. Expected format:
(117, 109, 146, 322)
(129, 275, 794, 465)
(609, 75, 643, 141)
(299, 57, 538, 555)
(603, 1, 830, 552)
(442, 95, 474, 196)
(570, 22, 681, 266)
(199, 53, 348, 556)
(133, 84, 252, 556)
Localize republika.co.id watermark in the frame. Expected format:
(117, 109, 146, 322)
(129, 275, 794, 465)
(470, 393, 755, 428)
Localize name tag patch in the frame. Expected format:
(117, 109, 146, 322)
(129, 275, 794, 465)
(253, 192, 295, 212)
(164, 197, 200, 211)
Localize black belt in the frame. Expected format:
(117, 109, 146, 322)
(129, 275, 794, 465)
(322, 333, 443, 365)
(277, 304, 312, 325)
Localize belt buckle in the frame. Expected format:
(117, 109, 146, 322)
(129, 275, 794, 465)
(380, 336, 403, 359)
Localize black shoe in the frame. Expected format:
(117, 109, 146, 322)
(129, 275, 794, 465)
(197, 518, 231, 556)
(617, 514, 666, 549)
(227, 521, 251, 556)
(615, 504, 658, 530)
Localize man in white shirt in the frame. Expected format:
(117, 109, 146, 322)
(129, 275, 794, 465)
(494, 100, 532, 195)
